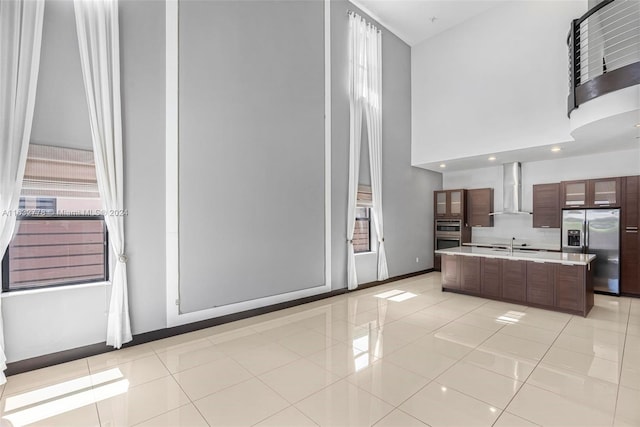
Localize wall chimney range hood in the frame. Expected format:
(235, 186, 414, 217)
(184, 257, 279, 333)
(490, 162, 532, 215)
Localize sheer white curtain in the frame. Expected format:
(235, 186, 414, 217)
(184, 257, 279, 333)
(347, 12, 367, 290)
(363, 25, 389, 281)
(74, 0, 131, 348)
(0, 0, 45, 384)
(347, 12, 389, 289)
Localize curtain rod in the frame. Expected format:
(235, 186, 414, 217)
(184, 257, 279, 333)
(346, 10, 382, 33)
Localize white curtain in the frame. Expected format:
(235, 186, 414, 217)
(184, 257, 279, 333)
(347, 13, 367, 290)
(74, 0, 131, 348)
(363, 25, 389, 281)
(0, 0, 45, 384)
(347, 12, 389, 288)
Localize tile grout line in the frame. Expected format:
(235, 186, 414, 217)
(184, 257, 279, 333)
(365, 297, 509, 418)
(278, 288, 485, 424)
(87, 357, 104, 427)
(410, 302, 529, 422)
(610, 298, 633, 427)
(485, 312, 574, 427)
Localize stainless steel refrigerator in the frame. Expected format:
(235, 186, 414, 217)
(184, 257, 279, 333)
(562, 209, 620, 295)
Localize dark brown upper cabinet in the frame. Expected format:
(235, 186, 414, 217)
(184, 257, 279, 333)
(434, 189, 466, 219)
(467, 188, 494, 228)
(590, 178, 621, 207)
(533, 183, 561, 228)
(561, 178, 621, 209)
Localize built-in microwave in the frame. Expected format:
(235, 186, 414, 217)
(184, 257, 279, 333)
(435, 219, 462, 234)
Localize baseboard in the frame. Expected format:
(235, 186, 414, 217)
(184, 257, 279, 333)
(6, 269, 432, 376)
(357, 268, 433, 290)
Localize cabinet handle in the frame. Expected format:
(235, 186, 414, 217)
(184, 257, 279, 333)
(541, 225, 550, 228)
(627, 230, 638, 233)
(474, 225, 482, 227)
(533, 261, 545, 264)
(626, 226, 638, 230)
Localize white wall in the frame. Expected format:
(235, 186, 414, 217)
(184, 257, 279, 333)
(411, 0, 587, 166)
(444, 148, 640, 246)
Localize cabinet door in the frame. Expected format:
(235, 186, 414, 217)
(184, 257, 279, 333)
(461, 256, 481, 293)
(502, 259, 527, 302)
(467, 188, 494, 228)
(435, 191, 447, 217)
(481, 257, 502, 298)
(555, 264, 585, 312)
(621, 176, 639, 296)
(449, 190, 463, 217)
(623, 176, 639, 228)
(533, 183, 560, 228)
(527, 261, 555, 307)
(441, 255, 460, 289)
(562, 180, 587, 208)
(590, 178, 620, 207)
(621, 230, 640, 296)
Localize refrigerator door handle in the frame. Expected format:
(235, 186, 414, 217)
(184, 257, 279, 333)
(584, 221, 589, 250)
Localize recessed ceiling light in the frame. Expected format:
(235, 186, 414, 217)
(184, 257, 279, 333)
(635, 123, 640, 128)
(488, 156, 496, 161)
(439, 163, 446, 168)
(551, 147, 562, 152)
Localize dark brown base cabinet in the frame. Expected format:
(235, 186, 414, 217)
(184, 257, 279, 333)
(481, 257, 502, 298)
(441, 254, 460, 289)
(556, 264, 591, 312)
(441, 254, 594, 316)
(502, 259, 527, 303)
(461, 256, 481, 292)
(527, 262, 555, 306)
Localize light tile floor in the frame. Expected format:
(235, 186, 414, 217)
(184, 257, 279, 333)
(1, 272, 639, 426)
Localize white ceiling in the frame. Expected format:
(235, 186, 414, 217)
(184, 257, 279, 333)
(351, 0, 640, 172)
(350, 0, 504, 46)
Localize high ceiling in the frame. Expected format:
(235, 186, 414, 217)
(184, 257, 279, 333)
(351, 0, 640, 172)
(350, 0, 504, 46)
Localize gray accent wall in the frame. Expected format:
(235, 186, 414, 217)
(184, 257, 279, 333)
(177, 0, 326, 313)
(30, 0, 92, 150)
(119, 0, 167, 334)
(4, 0, 438, 363)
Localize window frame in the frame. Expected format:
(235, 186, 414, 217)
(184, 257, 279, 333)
(1, 214, 109, 293)
(354, 206, 372, 254)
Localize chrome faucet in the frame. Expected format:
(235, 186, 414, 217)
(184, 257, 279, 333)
(509, 237, 515, 255)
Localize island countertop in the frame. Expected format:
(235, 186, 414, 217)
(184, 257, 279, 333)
(435, 246, 596, 265)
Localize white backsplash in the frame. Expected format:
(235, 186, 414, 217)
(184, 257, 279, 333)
(471, 214, 560, 248)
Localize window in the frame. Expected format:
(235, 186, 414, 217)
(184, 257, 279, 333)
(354, 207, 371, 253)
(1, 145, 108, 291)
(354, 185, 373, 254)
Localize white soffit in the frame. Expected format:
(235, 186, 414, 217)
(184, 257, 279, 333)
(350, 0, 504, 46)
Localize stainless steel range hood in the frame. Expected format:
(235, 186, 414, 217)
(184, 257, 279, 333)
(490, 162, 532, 215)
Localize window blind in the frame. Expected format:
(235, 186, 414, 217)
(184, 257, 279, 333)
(21, 144, 99, 199)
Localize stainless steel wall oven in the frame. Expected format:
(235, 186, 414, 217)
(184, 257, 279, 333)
(435, 219, 462, 250)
